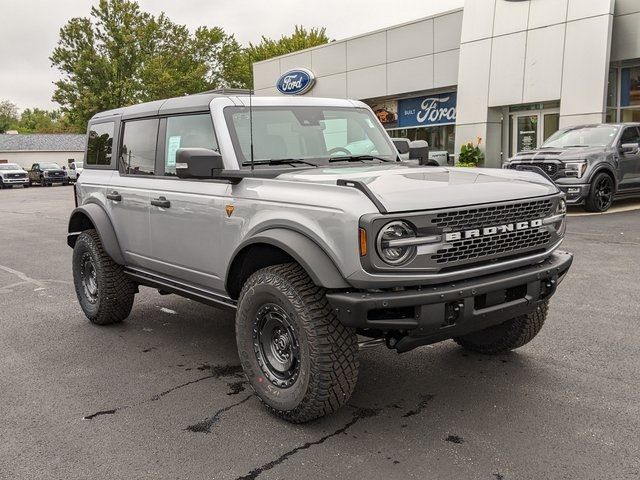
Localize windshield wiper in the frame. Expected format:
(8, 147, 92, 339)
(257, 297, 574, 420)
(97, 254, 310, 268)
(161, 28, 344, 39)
(328, 155, 392, 163)
(241, 158, 319, 167)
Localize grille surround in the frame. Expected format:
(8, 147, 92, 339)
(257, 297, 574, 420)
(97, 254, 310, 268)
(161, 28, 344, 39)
(362, 194, 563, 274)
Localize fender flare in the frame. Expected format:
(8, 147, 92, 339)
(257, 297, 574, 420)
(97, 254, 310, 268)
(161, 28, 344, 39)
(226, 228, 350, 293)
(587, 164, 618, 188)
(67, 204, 125, 265)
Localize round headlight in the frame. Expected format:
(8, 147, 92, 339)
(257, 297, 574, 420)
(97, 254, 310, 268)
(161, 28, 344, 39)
(376, 221, 417, 265)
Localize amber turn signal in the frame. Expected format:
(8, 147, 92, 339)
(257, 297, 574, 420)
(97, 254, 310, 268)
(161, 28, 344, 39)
(359, 228, 368, 256)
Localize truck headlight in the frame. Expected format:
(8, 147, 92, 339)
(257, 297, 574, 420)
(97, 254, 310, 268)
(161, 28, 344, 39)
(543, 198, 567, 236)
(564, 161, 587, 178)
(376, 221, 417, 265)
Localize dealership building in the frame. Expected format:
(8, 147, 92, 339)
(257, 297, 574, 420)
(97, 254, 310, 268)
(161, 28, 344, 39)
(252, 0, 640, 167)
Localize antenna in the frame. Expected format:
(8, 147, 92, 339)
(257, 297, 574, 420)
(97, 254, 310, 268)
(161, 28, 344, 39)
(249, 87, 255, 171)
(249, 54, 255, 172)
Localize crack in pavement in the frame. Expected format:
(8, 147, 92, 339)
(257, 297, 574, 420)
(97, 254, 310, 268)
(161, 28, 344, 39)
(402, 394, 435, 418)
(82, 364, 247, 420)
(83, 374, 215, 420)
(235, 407, 381, 480)
(185, 395, 253, 433)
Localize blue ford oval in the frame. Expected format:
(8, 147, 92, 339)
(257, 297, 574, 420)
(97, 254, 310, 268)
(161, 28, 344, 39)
(276, 69, 315, 95)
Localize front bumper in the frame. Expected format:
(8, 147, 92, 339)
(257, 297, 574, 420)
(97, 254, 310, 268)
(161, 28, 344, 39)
(0, 177, 29, 185)
(44, 176, 68, 183)
(326, 251, 573, 352)
(557, 184, 589, 205)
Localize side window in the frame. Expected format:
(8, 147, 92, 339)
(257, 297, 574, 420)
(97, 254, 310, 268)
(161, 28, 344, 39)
(164, 114, 218, 176)
(87, 122, 114, 166)
(121, 119, 159, 175)
(620, 127, 640, 145)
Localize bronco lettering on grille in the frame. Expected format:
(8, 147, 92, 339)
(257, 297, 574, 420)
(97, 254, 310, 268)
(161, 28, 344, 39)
(444, 219, 543, 242)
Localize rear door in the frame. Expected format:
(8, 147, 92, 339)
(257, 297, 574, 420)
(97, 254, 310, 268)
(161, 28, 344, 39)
(618, 126, 640, 190)
(147, 113, 230, 291)
(105, 118, 159, 268)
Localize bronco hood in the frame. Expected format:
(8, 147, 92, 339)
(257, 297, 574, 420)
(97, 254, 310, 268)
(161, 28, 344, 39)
(277, 165, 558, 213)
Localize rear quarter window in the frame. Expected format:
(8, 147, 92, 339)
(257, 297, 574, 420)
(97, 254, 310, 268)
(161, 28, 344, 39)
(86, 122, 115, 167)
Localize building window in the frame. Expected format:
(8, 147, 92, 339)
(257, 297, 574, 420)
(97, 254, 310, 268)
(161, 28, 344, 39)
(608, 65, 640, 123)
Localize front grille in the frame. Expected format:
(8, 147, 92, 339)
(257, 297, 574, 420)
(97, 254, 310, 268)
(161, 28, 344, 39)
(432, 228, 551, 265)
(8, 173, 26, 178)
(510, 161, 559, 176)
(430, 199, 553, 231)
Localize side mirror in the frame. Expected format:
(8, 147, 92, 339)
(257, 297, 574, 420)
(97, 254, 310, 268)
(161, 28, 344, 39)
(175, 148, 242, 184)
(620, 142, 639, 155)
(409, 140, 430, 165)
(62, 165, 66, 170)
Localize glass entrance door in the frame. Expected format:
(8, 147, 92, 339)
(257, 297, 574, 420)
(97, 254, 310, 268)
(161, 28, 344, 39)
(511, 110, 560, 155)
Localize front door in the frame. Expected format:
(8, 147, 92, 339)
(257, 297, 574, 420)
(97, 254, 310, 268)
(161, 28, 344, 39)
(511, 110, 560, 155)
(147, 113, 230, 292)
(618, 126, 640, 190)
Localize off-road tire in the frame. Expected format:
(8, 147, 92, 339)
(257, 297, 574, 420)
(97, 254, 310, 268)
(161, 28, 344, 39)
(584, 172, 614, 212)
(236, 263, 359, 423)
(454, 301, 549, 354)
(72, 230, 135, 325)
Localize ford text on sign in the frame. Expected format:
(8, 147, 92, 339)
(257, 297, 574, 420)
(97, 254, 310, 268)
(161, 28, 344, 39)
(398, 92, 457, 128)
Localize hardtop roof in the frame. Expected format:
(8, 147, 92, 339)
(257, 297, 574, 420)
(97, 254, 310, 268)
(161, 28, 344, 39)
(90, 92, 363, 122)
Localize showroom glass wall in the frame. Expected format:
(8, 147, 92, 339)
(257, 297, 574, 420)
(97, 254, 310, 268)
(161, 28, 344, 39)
(368, 91, 457, 154)
(607, 65, 640, 122)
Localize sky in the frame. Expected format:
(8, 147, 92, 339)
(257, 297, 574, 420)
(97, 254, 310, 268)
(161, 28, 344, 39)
(0, 0, 464, 111)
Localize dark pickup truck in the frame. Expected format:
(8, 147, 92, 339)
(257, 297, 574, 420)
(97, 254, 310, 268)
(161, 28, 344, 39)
(28, 162, 69, 186)
(504, 123, 640, 212)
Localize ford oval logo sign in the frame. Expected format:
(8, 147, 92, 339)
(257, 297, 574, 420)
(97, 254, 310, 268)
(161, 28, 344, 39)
(276, 69, 315, 95)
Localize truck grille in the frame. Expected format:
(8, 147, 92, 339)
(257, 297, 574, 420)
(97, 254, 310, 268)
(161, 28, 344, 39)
(509, 161, 559, 177)
(431, 199, 554, 231)
(432, 228, 551, 265)
(8, 173, 26, 178)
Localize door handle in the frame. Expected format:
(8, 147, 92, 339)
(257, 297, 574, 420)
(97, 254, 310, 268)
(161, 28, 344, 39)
(151, 196, 171, 208)
(106, 191, 121, 201)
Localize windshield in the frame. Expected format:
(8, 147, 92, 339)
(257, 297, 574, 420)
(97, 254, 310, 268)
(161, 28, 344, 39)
(224, 106, 396, 167)
(0, 164, 22, 170)
(40, 163, 62, 169)
(542, 125, 619, 148)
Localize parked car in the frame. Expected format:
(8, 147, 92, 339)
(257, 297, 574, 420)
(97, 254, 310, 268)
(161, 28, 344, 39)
(28, 162, 69, 186)
(67, 93, 572, 423)
(0, 163, 30, 188)
(392, 137, 452, 166)
(504, 123, 640, 212)
(67, 161, 84, 182)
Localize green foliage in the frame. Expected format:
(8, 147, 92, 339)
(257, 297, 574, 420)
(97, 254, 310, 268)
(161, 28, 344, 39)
(50, 0, 245, 129)
(50, 0, 329, 130)
(0, 100, 19, 133)
(457, 137, 485, 167)
(13, 108, 78, 133)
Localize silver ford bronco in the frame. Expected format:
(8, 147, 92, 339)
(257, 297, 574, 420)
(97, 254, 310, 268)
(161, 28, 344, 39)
(67, 92, 573, 423)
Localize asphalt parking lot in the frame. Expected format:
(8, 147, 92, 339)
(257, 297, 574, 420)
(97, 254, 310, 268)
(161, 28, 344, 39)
(1, 185, 639, 480)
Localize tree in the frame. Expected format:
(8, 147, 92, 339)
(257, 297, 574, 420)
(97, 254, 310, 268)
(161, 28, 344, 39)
(0, 100, 19, 133)
(50, 0, 245, 129)
(14, 108, 78, 133)
(243, 26, 330, 87)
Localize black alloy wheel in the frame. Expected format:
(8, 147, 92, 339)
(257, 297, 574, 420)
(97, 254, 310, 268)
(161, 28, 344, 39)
(585, 172, 614, 212)
(253, 303, 300, 388)
(80, 252, 99, 305)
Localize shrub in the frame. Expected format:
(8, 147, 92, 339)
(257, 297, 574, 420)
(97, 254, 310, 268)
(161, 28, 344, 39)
(457, 137, 484, 167)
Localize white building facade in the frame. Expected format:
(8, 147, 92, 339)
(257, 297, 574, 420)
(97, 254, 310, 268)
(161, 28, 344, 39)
(252, 0, 640, 167)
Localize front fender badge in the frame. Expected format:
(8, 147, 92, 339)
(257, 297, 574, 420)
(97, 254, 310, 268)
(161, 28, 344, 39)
(225, 204, 234, 217)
